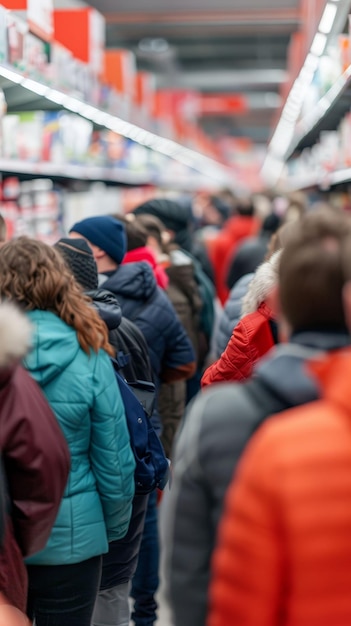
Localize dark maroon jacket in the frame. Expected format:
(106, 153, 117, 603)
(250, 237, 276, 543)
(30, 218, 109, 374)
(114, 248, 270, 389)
(0, 304, 70, 609)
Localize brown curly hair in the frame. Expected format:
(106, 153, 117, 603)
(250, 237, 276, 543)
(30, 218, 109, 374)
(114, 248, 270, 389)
(0, 236, 114, 356)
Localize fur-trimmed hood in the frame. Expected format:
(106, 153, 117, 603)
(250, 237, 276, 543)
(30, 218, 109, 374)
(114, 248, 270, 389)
(0, 302, 32, 368)
(241, 250, 281, 318)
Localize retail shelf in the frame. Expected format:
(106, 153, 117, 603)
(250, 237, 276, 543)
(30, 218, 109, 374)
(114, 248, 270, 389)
(0, 158, 223, 191)
(0, 159, 152, 185)
(0, 64, 234, 187)
(286, 166, 351, 191)
(286, 64, 351, 158)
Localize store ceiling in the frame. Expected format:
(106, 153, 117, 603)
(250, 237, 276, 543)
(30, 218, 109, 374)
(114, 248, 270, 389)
(86, 0, 302, 145)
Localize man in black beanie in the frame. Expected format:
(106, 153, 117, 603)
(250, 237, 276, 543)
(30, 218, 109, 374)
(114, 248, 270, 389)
(55, 238, 99, 291)
(55, 236, 155, 626)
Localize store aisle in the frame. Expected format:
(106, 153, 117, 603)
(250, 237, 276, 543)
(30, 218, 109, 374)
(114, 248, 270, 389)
(156, 592, 173, 626)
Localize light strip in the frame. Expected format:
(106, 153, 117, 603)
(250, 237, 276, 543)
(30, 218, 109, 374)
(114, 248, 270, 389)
(318, 3, 338, 34)
(262, 0, 344, 186)
(0, 64, 233, 186)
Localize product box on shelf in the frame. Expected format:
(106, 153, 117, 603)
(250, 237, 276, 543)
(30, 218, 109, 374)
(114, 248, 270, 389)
(3, 112, 44, 161)
(1, 0, 53, 42)
(22, 31, 49, 80)
(53, 7, 105, 78)
(0, 6, 8, 64)
(7, 10, 27, 70)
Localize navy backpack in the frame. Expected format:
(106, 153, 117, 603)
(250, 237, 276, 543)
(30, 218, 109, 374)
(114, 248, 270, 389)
(111, 358, 169, 495)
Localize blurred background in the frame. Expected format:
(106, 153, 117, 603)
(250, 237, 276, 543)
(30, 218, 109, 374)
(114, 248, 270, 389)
(0, 0, 350, 237)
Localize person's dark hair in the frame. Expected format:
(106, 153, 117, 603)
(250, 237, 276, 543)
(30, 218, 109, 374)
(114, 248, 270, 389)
(113, 214, 148, 251)
(0, 237, 114, 356)
(279, 210, 351, 332)
(236, 200, 255, 217)
(266, 219, 301, 260)
(135, 213, 171, 253)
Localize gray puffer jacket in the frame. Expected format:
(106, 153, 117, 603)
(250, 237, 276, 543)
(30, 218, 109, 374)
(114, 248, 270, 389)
(213, 272, 253, 357)
(161, 330, 351, 626)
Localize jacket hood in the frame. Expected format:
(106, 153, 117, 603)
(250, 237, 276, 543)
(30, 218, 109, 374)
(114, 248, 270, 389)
(0, 302, 32, 368)
(241, 250, 281, 317)
(122, 247, 169, 290)
(100, 262, 157, 302)
(24, 310, 81, 386)
(254, 330, 351, 407)
(86, 288, 122, 331)
(306, 347, 351, 413)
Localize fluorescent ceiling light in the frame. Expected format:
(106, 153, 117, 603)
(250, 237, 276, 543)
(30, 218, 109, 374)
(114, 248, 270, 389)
(310, 32, 327, 56)
(319, 3, 338, 34)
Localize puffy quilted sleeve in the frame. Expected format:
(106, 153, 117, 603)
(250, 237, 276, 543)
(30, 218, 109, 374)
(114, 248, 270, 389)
(0, 367, 70, 558)
(202, 316, 254, 386)
(92, 351, 135, 541)
(208, 423, 284, 626)
(214, 273, 253, 357)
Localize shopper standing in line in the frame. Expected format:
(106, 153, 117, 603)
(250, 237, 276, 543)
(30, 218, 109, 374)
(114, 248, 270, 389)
(162, 210, 351, 626)
(55, 236, 154, 626)
(69, 215, 195, 626)
(0, 301, 70, 621)
(0, 237, 135, 626)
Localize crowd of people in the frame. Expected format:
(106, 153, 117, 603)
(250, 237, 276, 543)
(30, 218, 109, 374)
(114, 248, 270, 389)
(2, 191, 351, 626)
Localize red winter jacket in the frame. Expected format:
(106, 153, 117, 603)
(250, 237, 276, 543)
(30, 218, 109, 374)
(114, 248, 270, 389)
(206, 215, 259, 305)
(0, 304, 70, 610)
(201, 302, 275, 387)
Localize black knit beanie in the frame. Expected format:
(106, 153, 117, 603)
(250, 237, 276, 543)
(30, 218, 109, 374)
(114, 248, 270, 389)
(55, 238, 99, 291)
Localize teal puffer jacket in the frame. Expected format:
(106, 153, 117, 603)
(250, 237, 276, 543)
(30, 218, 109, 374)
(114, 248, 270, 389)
(25, 310, 135, 566)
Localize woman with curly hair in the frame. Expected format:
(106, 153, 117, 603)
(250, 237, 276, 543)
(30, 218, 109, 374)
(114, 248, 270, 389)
(0, 237, 135, 626)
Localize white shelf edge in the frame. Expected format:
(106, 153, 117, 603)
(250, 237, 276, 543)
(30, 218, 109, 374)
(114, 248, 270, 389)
(0, 64, 235, 187)
(286, 64, 351, 159)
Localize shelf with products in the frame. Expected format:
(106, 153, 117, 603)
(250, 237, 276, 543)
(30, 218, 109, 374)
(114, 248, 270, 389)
(262, 0, 351, 187)
(0, 3, 235, 190)
(287, 64, 351, 158)
(0, 64, 234, 190)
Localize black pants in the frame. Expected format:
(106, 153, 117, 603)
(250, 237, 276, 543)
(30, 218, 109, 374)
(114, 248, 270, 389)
(27, 555, 102, 626)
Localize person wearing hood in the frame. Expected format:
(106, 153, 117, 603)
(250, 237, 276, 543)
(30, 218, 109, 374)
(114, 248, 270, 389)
(135, 212, 203, 457)
(69, 215, 195, 626)
(202, 250, 281, 387)
(0, 237, 135, 626)
(55, 237, 155, 626)
(133, 198, 215, 399)
(0, 302, 70, 617)
(161, 210, 351, 626)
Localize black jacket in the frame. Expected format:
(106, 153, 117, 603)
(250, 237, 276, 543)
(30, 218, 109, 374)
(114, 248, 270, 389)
(88, 288, 151, 589)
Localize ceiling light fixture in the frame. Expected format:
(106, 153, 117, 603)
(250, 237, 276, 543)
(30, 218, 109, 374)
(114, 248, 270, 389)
(262, 0, 343, 186)
(310, 32, 328, 56)
(318, 3, 338, 34)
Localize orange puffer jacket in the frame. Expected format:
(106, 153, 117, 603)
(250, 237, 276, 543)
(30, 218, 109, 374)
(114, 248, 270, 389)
(201, 302, 275, 386)
(208, 348, 351, 626)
